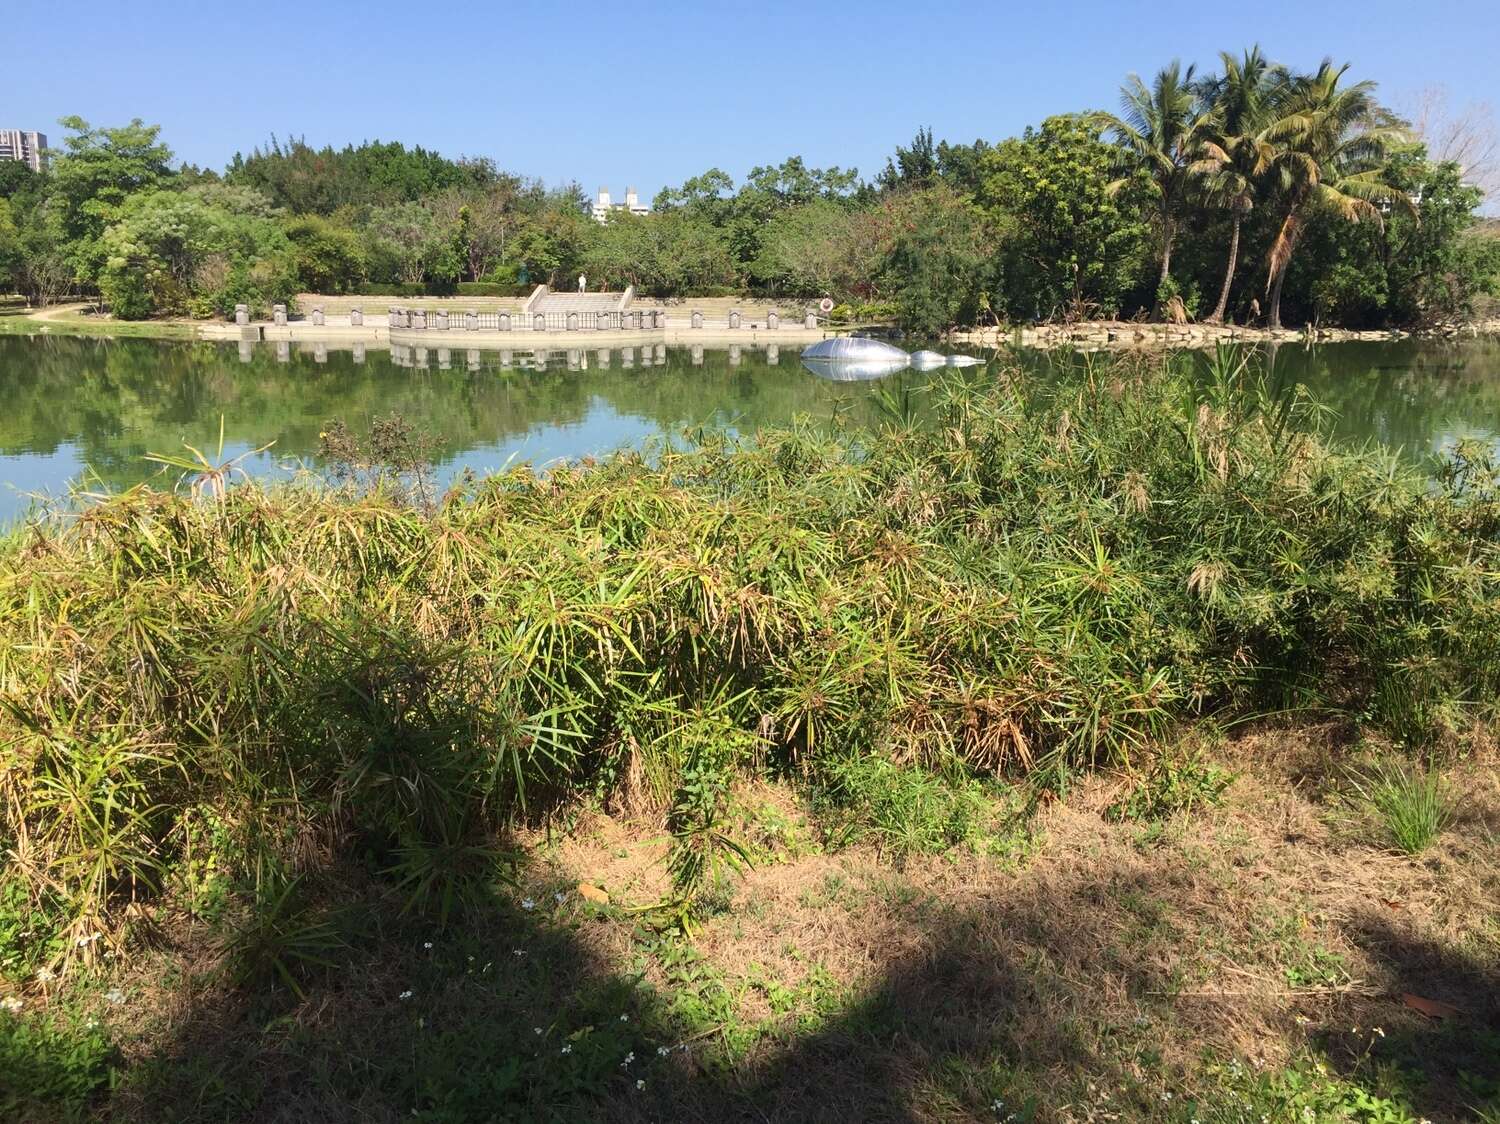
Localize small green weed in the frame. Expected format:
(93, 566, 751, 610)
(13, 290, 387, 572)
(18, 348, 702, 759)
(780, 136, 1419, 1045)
(1348, 760, 1455, 854)
(1193, 1053, 1421, 1123)
(0, 878, 64, 983)
(0, 1006, 119, 1121)
(1107, 751, 1232, 823)
(814, 753, 1011, 857)
(1283, 943, 1351, 990)
(214, 871, 347, 998)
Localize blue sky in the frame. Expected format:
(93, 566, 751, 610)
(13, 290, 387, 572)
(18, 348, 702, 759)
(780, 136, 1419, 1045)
(7, 0, 1498, 200)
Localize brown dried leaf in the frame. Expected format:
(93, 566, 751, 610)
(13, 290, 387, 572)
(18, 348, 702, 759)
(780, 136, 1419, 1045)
(577, 882, 610, 904)
(1402, 993, 1461, 1020)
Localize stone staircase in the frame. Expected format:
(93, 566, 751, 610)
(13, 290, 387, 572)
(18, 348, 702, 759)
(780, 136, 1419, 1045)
(525, 285, 633, 316)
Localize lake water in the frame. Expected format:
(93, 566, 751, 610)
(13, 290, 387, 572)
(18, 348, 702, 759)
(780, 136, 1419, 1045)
(2, 334, 1498, 523)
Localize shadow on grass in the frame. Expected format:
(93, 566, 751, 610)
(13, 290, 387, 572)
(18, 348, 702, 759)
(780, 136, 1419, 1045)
(101, 864, 1207, 1124)
(25, 852, 1492, 1122)
(1329, 909, 1500, 1121)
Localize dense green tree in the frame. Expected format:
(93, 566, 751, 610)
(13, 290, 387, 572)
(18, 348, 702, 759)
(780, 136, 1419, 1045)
(0, 198, 19, 289)
(49, 117, 175, 284)
(873, 184, 992, 334)
(1290, 149, 1499, 326)
(284, 214, 367, 293)
(427, 179, 540, 281)
(750, 200, 877, 296)
(227, 137, 494, 214)
(977, 116, 1150, 320)
(878, 127, 939, 190)
(97, 184, 295, 318)
(584, 210, 735, 295)
(367, 202, 462, 287)
(0, 160, 42, 205)
(509, 202, 595, 289)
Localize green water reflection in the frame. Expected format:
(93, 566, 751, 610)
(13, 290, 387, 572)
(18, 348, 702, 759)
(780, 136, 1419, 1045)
(1, 334, 1497, 523)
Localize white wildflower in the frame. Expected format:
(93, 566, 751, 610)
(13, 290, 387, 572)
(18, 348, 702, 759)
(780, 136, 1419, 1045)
(35, 967, 54, 983)
(636, 1079, 646, 1090)
(105, 988, 125, 1005)
(619, 1013, 629, 1022)
(0, 997, 21, 1013)
(423, 941, 433, 950)
(398, 990, 413, 1001)
(657, 1046, 670, 1057)
(560, 1044, 572, 1055)
(621, 1051, 635, 1066)
(521, 898, 536, 911)
(533, 1026, 543, 1035)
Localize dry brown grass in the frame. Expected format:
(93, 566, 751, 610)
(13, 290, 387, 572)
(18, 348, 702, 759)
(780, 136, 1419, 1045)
(520, 730, 1500, 1122)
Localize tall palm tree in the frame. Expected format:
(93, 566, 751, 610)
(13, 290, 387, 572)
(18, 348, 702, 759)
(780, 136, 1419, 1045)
(1192, 47, 1283, 324)
(1094, 61, 1215, 305)
(1260, 60, 1412, 330)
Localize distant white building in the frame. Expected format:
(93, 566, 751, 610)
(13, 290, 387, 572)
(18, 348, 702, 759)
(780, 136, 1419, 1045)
(591, 186, 649, 223)
(0, 130, 47, 172)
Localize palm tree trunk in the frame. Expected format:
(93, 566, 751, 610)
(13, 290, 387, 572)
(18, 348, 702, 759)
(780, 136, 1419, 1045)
(1206, 215, 1241, 325)
(1267, 262, 1286, 330)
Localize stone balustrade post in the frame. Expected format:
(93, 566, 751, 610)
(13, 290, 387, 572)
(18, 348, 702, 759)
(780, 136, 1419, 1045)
(567, 312, 579, 331)
(434, 311, 449, 331)
(804, 312, 817, 330)
(412, 310, 428, 330)
(728, 310, 742, 329)
(533, 313, 546, 332)
(766, 311, 779, 330)
(465, 309, 478, 330)
(234, 303, 248, 326)
(311, 306, 325, 327)
(272, 303, 287, 327)
(350, 308, 363, 326)
(691, 310, 703, 329)
(499, 312, 512, 331)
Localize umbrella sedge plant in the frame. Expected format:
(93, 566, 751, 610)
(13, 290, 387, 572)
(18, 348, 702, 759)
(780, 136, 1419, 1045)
(0, 346, 1495, 954)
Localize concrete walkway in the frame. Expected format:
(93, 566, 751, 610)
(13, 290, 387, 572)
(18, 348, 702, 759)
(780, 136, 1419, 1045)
(199, 315, 831, 349)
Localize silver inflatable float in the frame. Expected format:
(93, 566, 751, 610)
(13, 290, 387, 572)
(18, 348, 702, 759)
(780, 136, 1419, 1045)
(800, 336, 911, 382)
(909, 349, 947, 370)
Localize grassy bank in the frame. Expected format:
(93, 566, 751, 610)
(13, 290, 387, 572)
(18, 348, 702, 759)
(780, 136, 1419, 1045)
(0, 301, 196, 341)
(1, 348, 1497, 1120)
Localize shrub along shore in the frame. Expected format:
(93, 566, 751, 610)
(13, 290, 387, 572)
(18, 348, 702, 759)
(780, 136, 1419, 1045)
(2, 347, 1496, 927)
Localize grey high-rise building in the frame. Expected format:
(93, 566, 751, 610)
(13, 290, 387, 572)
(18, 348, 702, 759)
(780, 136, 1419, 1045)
(0, 130, 48, 172)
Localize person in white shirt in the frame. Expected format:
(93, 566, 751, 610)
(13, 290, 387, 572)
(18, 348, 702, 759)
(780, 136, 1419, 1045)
(578, 274, 587, 293)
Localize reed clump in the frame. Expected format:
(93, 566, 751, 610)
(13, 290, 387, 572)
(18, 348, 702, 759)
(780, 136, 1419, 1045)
(2, 350, 1496, 937)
